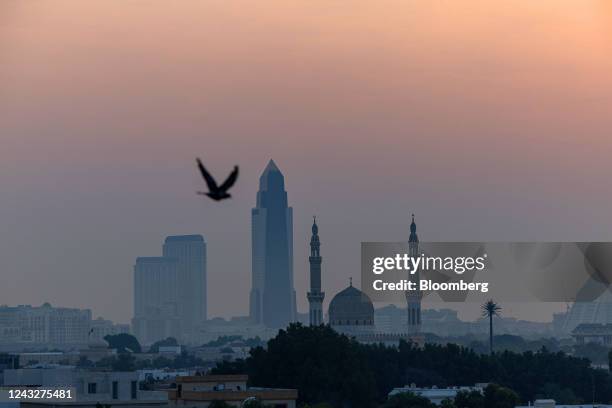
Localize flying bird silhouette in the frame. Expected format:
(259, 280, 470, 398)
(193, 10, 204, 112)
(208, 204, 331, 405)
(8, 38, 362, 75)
(196, 158, 239, 201)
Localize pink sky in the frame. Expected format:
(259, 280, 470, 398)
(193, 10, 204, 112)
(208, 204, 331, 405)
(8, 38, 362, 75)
(1, 0, 612, 322)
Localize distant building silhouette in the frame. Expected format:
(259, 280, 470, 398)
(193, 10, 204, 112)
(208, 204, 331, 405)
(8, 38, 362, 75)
(163, 235, 207, 335)
(132, 234, 206, 344)
(307, 217, 324, 326)
(405, 214, 422, 333)
(558, 291, 612, 335)
(249, 160, 296, 328)
(0, 303, 91, 347)
(132, 257, 181, 344)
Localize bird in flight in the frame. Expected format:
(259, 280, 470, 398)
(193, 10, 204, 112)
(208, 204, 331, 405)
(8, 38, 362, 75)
(196, 158, 239, 201)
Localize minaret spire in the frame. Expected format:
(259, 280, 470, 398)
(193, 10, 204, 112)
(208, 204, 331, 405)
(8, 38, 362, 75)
(307, 216, 325, 326)
(406, 213, 422, 333)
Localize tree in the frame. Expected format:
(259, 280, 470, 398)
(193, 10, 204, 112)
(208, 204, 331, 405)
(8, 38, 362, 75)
(573, 342, 610, 365)
(440, 398, 457, 408)
(104, 333, 141, 353)
(208, 401, 232, 408)
(246, 323, 378, 408)
(483, 384, 519, 408)
(209, 323, 612, 406)
(455, 390, 484, 408)
(210, 359, 247, 375)
(481, 299, 502, 355)
(381, 393, 437, 408)
(112, 353, 136, 371)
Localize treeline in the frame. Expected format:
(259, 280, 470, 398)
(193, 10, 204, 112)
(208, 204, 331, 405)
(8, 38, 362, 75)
(211, 323, 612, 408)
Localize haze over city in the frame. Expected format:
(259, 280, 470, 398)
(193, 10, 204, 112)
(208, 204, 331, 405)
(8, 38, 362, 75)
(2, 0, 612, 323)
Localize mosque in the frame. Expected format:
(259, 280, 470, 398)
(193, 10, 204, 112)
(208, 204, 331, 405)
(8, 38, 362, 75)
(307, 216, 424, 346)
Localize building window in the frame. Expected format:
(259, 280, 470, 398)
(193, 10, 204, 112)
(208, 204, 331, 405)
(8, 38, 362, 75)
(131, 381, 138, 399)
(88, 383, 97, 394)
(112, 381, 118, 399)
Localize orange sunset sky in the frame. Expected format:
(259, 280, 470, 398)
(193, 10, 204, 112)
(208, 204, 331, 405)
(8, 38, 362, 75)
(1, 1, 612, 322)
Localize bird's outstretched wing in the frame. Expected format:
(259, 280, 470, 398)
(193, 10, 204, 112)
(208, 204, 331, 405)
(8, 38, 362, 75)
(196, 158, 218, 190)
(219, 166, 239, 192)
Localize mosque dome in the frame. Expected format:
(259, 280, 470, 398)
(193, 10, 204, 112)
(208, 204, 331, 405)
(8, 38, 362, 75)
(328, 283, 374, 327)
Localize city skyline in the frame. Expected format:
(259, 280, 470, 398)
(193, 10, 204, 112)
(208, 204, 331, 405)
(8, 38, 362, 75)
(2, 1, 612, 323)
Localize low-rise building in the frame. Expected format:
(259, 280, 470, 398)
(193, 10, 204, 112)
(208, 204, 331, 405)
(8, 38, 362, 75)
(516, 400, 612, 408)
(572, 323, 612, 345)
(169, 375, 297, 408)
(3, 367, 165, 402)
(0, 304, 91, 350)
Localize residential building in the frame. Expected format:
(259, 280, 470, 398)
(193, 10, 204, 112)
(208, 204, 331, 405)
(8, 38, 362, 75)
(169, 375, 297, 408)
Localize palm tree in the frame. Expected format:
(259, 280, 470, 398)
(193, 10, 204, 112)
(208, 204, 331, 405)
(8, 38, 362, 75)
(481, 299, 502, 355)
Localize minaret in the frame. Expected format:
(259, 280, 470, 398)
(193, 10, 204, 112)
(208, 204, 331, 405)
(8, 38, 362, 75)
(405, 214, 422, 333)
(307, 217, 325, 326)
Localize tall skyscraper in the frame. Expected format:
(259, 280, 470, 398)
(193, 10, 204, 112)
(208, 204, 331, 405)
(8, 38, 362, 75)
(250, 160, 296, 328)
(307, 217, 324, 326)
(163, 235, 207, 335)
(405, 214, 422, 333)
(132, 257, 181, 344)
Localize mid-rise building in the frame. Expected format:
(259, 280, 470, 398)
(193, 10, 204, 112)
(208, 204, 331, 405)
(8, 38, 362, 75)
(0, 304, 91, 348)
(162, 235, 207, 336)
(132, 257, 181, 345)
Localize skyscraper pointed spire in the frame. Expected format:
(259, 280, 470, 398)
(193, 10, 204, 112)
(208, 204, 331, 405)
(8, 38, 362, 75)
(250, 160, 295, 328)
(409, 213, 418, 243)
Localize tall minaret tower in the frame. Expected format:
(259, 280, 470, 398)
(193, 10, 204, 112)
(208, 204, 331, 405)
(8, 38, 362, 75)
(307, 217, 325, 326)
(405, 214, 422, 333)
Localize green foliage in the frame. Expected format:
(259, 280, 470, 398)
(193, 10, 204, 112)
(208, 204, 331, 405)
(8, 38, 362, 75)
(247, 324, 378, 408)
(209, 324, 612, 407)
(574, 342, 610, 365)
(204, 335, 242, 347)
(483, 384, 519, 408)
(208, 400, 233, 408)
(112, 353, 136, 371)
(535, 382, 581, 405)
(210, 359, 247, 375)
(203, 335, 265, 348)
(104, 333, 142, 353)
(148, 337, 178, 353)
(381, 393, 436, 408)
(481, 299, 502, 355)
(455, 390, 484, 408)
(440, 399, 457, 408)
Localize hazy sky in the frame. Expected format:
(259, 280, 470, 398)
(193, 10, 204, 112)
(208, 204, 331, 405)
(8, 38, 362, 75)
(1, 0, 612, 323)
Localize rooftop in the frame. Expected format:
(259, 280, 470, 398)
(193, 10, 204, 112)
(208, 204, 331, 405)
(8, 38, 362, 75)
(164, 235, 205, 243)
(175, 375, 248, 383)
